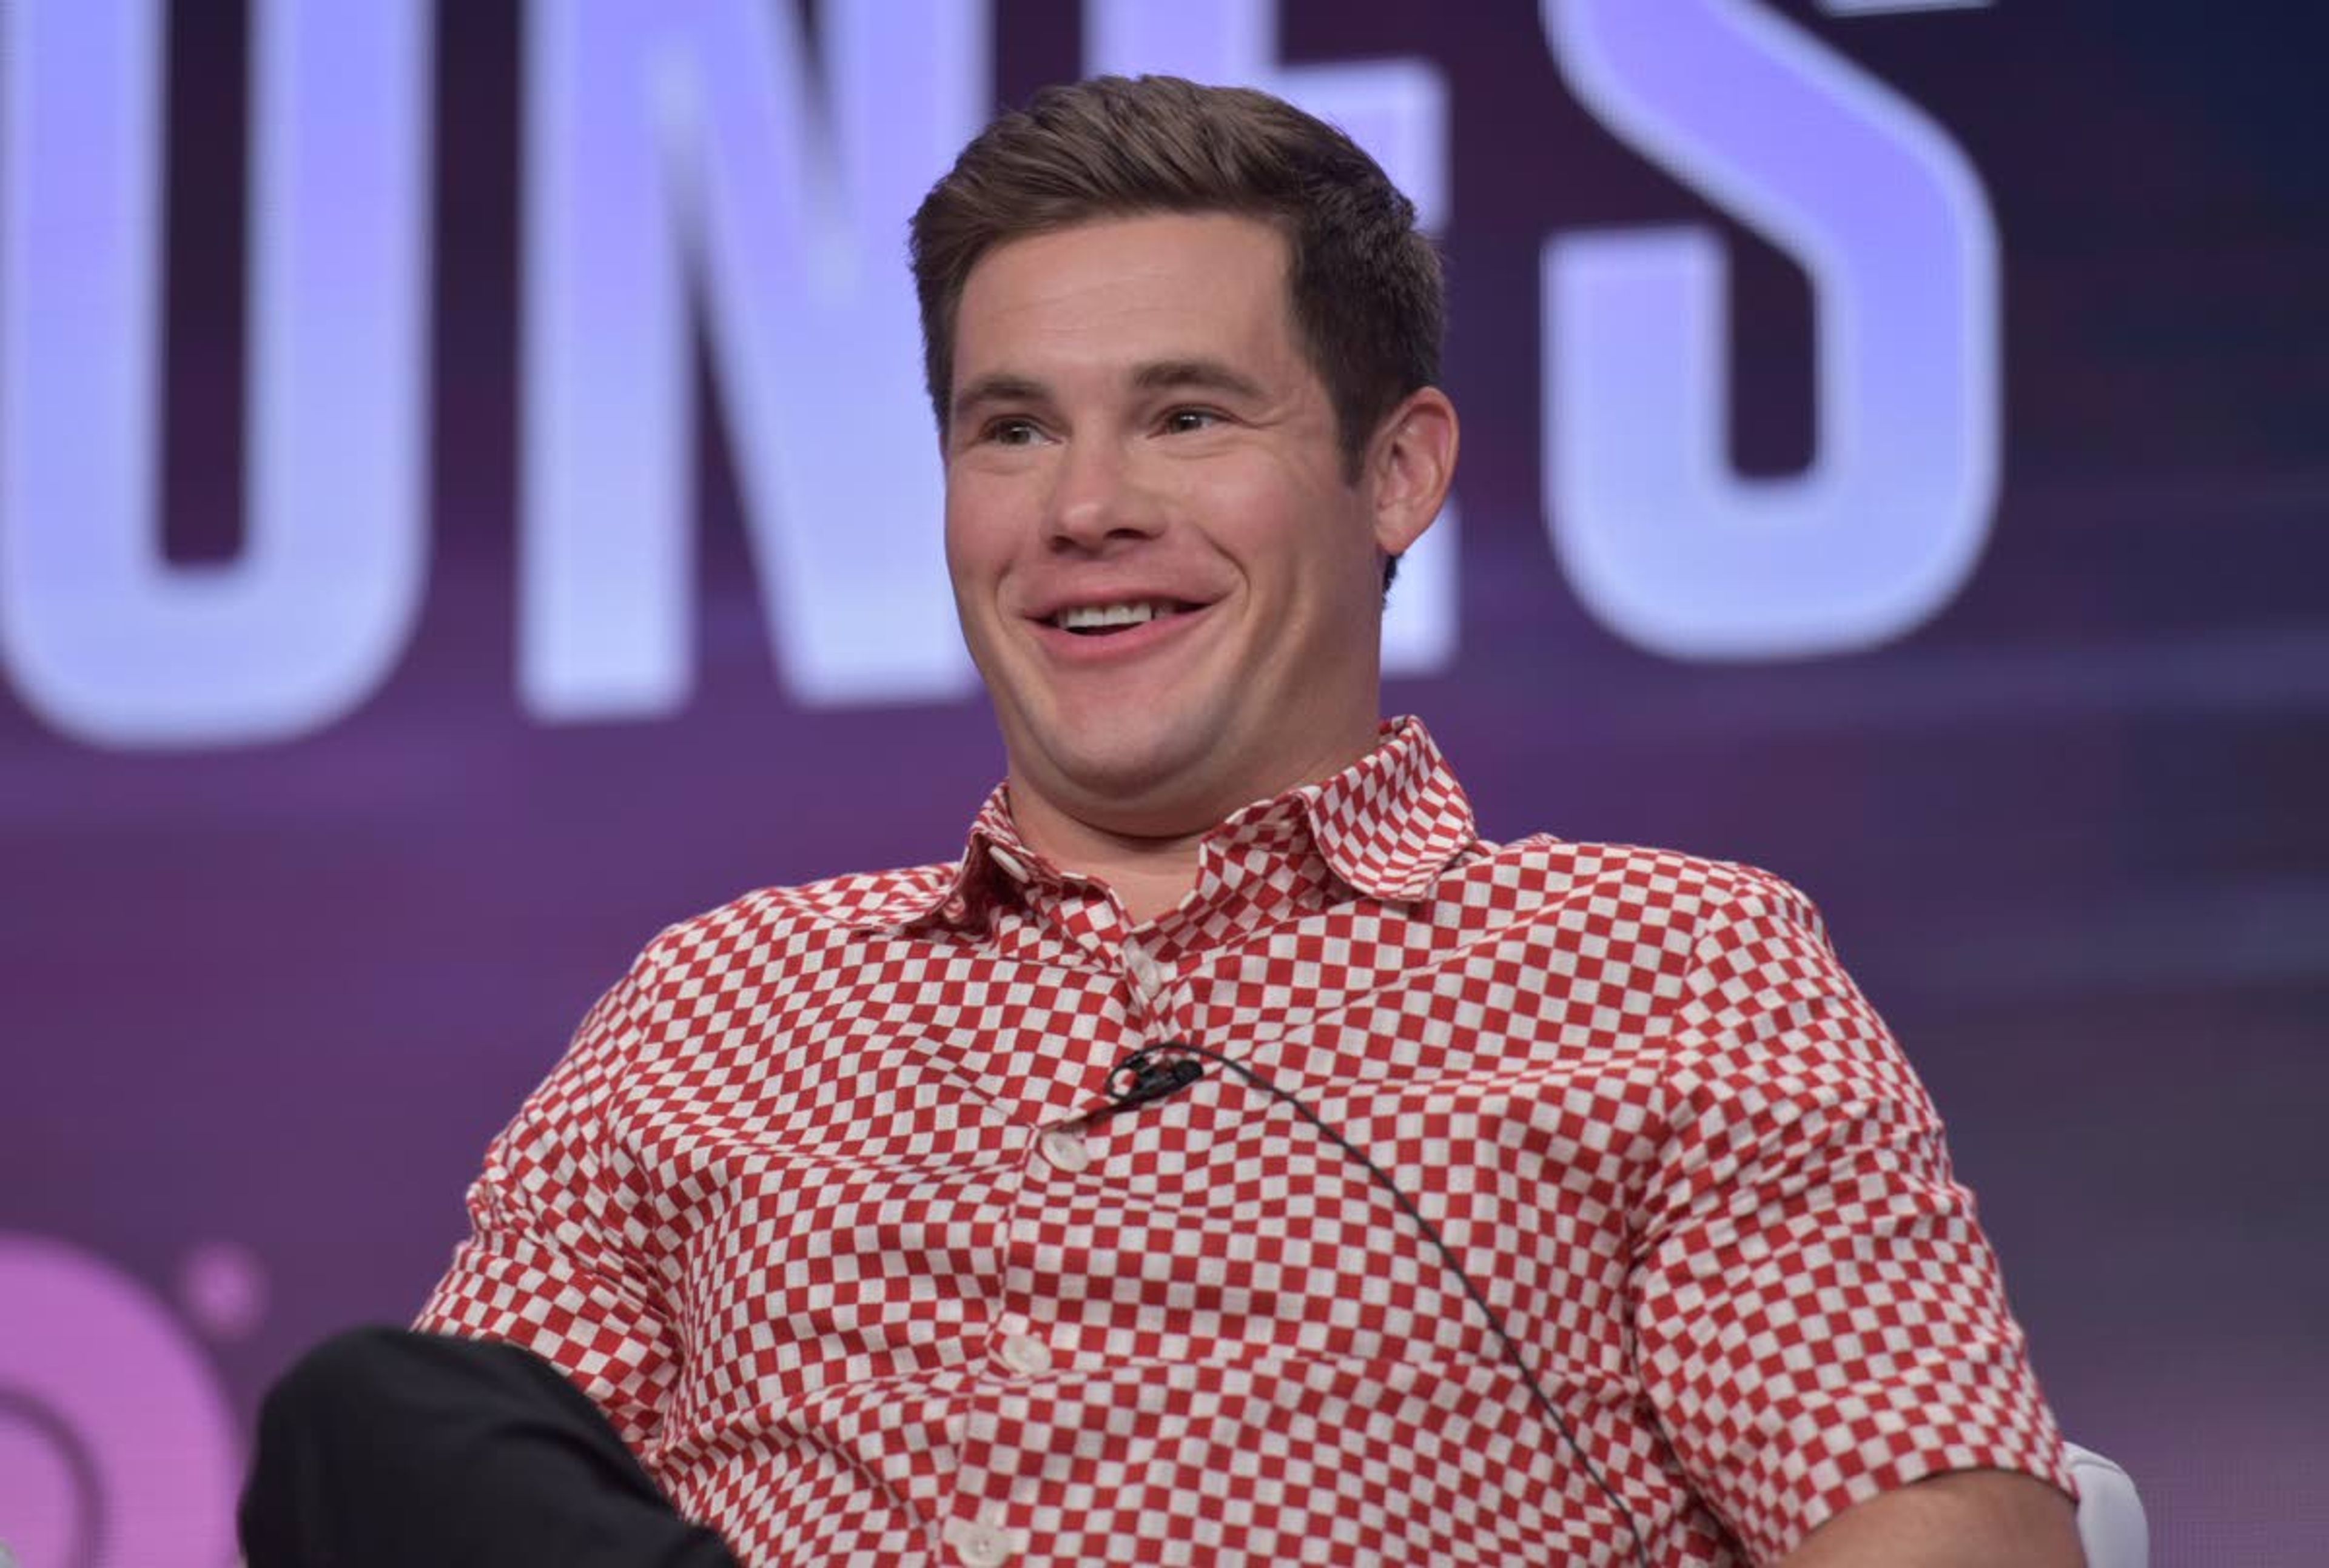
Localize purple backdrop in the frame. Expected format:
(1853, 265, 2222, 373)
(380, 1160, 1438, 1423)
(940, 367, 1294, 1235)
(5, 4, 2326, 1564)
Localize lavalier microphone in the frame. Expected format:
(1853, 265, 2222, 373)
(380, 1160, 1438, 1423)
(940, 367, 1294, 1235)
(1098, 1046, 1205, 1114)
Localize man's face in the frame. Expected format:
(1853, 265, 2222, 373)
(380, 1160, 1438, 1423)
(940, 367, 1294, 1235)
(943, 212, 1421, 838)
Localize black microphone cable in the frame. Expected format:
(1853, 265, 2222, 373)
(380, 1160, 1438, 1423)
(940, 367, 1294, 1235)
(1096, 1039, 1655, 1568)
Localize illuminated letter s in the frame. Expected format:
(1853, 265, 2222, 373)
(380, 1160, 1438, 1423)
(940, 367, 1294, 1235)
(1542, 0, 2000, 658)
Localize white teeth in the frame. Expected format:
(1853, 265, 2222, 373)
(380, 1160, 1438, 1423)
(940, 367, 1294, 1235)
(1053, 600, 1181, 632)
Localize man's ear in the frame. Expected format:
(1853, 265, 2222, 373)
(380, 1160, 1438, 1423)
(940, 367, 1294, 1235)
(1365, 387, 1459, 558)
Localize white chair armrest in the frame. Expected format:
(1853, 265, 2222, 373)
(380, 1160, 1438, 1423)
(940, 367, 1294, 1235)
(2064, 1441, 2148, 1568)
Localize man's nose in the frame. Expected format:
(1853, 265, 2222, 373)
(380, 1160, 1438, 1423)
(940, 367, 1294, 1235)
(1044, 437, 1163, 551)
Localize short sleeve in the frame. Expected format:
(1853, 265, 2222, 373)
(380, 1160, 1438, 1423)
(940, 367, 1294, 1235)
(1630, 874, 2074, 1564)
(415, 940, 681, 1452)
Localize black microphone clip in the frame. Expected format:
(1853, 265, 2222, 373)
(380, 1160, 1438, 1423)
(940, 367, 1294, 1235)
(1104, 1044, 1205, 1115)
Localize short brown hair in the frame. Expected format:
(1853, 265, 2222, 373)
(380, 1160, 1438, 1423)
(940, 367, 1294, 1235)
(909, 75, 1444, 482)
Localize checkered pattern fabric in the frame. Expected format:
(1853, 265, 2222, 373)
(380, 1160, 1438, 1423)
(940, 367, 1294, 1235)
(418, 719, 2069, 1566)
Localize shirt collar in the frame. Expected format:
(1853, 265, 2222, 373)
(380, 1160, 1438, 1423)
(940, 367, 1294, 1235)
(901, 716, 1477, 930)
(1278, 716, 1479, 901)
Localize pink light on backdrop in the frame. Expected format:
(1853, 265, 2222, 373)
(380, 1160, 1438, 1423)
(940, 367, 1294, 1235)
(0, 1235, 241, 1567)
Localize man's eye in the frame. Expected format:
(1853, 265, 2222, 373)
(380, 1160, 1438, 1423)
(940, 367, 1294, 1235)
(1163, 408, 1222, 435)
(985, 418, 1041, 446)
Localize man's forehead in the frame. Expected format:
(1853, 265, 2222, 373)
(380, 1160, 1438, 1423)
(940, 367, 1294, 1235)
(961, 211, 1286, 305)
(948, 212, 1299, 393)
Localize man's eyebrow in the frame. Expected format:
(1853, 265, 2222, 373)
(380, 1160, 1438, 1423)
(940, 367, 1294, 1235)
(1131, 358, 1268, 401)
(950, 373, 1050, 425)
(948, 360, 1268, 426)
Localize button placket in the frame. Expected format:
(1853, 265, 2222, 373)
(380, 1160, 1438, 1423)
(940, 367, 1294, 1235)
(995, 1330, 1053, 1377)
(1121, 940, 1185, 1045)
(1123, 942, 1170, 1008)
(1037, 1127, 1092, 1173)
(944, 1515, 1015, 1568)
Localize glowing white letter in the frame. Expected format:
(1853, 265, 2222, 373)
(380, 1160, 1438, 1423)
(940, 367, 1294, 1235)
(522, 0, 986, 718)
(1543, 0, 2000, 657)
(1, 0, 432, 746)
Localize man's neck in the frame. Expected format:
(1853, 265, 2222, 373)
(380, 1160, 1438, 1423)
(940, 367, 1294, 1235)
(1003, 790, 1211, 928)
(1004, 729, 1385, 928)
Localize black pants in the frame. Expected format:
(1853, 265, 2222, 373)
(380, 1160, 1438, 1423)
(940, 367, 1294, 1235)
(240, 1326, 742, 1567)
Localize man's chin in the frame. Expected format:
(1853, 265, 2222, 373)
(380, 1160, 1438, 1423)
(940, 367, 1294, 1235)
(1029, 729, 1242, 836)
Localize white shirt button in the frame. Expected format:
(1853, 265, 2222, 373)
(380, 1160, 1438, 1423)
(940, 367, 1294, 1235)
(987, 845, 1030, 882)
(1038, 1129, 1091, 1173)
(1124, 944, 1170, 1005)
(996, 1333, 1053, 1376)
(949, 1520, 1013, 1568)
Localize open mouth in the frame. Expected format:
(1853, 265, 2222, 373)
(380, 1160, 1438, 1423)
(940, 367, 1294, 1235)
(1047, 599, 1202, 636)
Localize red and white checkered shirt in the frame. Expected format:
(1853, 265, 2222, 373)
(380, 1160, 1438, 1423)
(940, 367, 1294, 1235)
(419, 718, 2069, 1566)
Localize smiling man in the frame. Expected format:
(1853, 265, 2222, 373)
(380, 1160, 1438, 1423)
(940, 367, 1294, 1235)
(938, 205, 1449, 920)
(243, 76, 2081, 1567)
